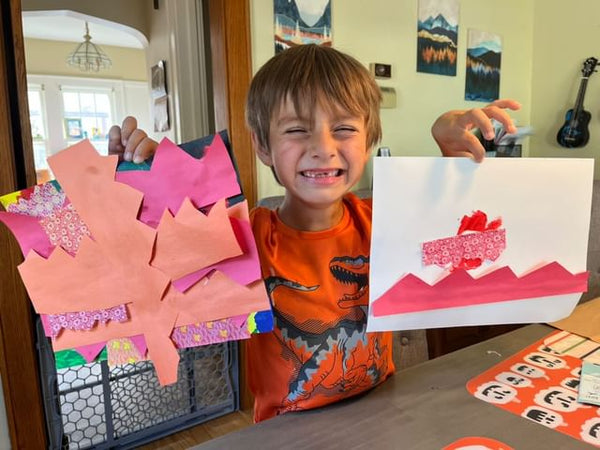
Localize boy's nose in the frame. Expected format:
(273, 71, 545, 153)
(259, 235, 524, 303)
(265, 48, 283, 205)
(309, 130, 336, 158)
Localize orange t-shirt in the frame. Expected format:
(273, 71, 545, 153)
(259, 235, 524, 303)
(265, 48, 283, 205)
(247, 193, 395, 422)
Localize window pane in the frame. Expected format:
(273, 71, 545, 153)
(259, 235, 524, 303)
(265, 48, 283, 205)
(81, 117, 96, 139)
(30, 116, 45, 140)
(63, 92, 80, 114)
(33, 141, 48, 170)
(80, 93, 95, 114)
(95, 93, 111, 114)
(28, 91, 42, 114)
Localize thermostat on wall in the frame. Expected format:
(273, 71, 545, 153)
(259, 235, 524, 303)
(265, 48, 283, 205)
(380, 87, 396, 109)
(370, 63, 392, 79)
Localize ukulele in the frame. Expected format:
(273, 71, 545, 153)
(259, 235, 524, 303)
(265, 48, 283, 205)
(557, 57, 598, 148)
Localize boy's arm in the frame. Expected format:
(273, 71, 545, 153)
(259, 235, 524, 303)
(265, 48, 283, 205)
(108, 116, 158, 163)
(431, 99, 521, 162)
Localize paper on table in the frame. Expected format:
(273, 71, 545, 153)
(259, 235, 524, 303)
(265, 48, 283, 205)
(368, 157, 594, 331)
(550, 297, 600, 343)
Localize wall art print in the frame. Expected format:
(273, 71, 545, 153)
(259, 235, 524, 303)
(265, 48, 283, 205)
(465, 29, 502, 102)
(274, 0, 331, 54)
(417, 0, 459, 76)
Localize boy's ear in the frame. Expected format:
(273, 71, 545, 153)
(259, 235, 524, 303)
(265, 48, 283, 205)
(251, 132, 273, 166)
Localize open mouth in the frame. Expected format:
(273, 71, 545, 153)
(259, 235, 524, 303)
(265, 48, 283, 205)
(301, 169, 342, 178)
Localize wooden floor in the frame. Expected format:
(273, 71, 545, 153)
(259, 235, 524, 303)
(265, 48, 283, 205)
(138, 409, 253, 449)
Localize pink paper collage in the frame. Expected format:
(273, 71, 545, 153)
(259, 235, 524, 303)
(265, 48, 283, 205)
(0, 136, 270, 381)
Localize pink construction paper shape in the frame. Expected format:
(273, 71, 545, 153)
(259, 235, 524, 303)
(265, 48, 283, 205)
(371, 262, 589, 317)
(0, 212, 55, 258)
(76, 341, 107, 363)
(129, 334, 147, 356)
(115, 135, 241, 227)
(422, 229, 506, 268)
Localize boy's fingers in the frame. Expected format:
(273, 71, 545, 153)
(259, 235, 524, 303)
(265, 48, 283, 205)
(133, 138, 159, 163)
(108, 125, 124, 157)
(462, 133, 485, 163)
(123, 129, 148, 162)
(120, 116, 139, 146)
(488, 98, 521, 111)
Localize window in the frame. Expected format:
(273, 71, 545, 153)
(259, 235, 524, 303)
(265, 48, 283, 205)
(26, 75, 151, 183)
(27, 85, 50, 181)
(61, 88, 114, 154)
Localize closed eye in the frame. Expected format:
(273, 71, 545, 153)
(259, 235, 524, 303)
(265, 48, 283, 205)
(284, 127, 307, 134)
(334, 126, 360, 137)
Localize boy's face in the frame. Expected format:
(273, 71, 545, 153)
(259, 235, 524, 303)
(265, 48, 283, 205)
(254, 97, 371, 210)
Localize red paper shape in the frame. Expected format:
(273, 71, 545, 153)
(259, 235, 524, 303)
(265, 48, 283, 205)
(372, 262, 589, 317)
(457, 210, 502, 234)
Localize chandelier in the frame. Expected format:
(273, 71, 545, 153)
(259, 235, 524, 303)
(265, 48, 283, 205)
(66, 22, 112, 72)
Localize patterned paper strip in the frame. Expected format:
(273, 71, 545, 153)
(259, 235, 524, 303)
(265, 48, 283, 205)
(6, 182, 65, 217)
(107, 337, 147, 366)
(422, 229, 506, 268)
(39, 203, 91, 255)
(46, 304, 129, 338)
(171, 317, 250, 348)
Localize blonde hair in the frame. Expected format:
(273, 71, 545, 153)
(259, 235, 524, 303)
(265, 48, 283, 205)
(246, 44, 382, 151)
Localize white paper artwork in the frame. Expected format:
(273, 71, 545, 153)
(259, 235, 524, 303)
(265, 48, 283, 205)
(367, 157, 594, 332)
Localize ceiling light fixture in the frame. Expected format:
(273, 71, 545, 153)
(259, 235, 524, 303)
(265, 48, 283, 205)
(66, 22, 112, 72)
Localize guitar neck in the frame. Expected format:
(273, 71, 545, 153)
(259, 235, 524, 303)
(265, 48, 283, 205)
(573, 76, 590, 112)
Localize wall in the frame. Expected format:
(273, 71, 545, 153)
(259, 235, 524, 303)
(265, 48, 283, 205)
(25, 38, 147, 80)
(250, 0, 535, 199)
(146, 0, 211, 144)
(529, 0, 600, 178)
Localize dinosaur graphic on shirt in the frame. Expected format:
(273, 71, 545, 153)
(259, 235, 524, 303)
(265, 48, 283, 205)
(265, 254, 389, 413)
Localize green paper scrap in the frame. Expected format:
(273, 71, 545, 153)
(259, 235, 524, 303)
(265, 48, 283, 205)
(55, 347, 108, 370)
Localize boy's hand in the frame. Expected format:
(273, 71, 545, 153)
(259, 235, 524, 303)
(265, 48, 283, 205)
(108, 116, 158, 163)
(431, 99, 521, 162)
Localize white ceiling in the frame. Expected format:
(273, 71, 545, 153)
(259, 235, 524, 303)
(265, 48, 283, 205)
(22, 10, 147, 49)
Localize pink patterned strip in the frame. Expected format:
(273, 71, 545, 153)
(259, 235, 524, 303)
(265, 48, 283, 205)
(39, 203, 91, 255)
(47, 304, 129, 338)
(422, 229, 506, 268)
(171, 318, 250, 348)
(7, 183, 65, 217)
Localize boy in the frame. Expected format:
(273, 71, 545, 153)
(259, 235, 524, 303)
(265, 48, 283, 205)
(109, 44, 519, 422)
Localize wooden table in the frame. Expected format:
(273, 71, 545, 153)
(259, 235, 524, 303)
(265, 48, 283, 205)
(192, 325, 591, 449)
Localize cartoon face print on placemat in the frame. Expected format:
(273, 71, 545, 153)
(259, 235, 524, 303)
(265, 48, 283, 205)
(467, 331, 598, 447)
(442, 436, 514, 450)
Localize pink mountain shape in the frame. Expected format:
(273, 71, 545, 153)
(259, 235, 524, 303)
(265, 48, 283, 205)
(371, 262, 589, 317)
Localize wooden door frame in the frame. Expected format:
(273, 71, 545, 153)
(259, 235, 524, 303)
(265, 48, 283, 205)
(206, 0, 255, 411)
(0, 0, 47, 448)
(0, 0, 255, 447)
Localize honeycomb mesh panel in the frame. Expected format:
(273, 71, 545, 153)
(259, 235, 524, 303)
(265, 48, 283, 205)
(37, 319, 239, 450)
